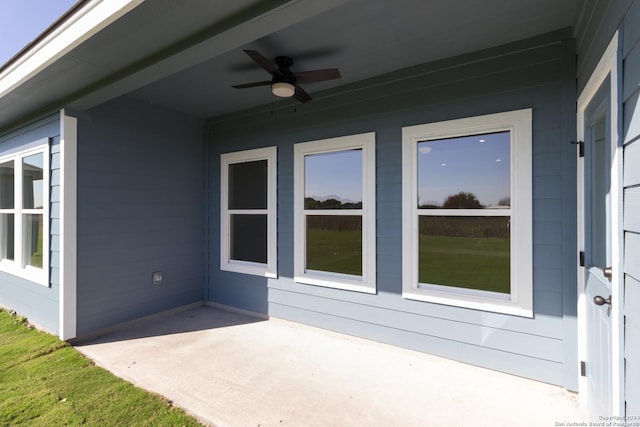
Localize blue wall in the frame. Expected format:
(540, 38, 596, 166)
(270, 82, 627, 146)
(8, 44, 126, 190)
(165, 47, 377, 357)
(207, 30, 579, 388)
(0, 114, 60, 333)
(75, 97, 204, 335)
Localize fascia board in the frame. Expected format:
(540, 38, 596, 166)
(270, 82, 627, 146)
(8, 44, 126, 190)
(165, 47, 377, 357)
(0, 0, 144, 99)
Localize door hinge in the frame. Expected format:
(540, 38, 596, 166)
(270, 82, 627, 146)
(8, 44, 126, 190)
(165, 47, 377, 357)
(579, 251, 585, 267)
(570, 140, 584, 157)
(581, 361, 586, 377)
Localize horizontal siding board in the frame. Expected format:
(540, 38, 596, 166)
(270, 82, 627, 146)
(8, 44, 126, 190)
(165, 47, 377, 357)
(624, 91, 640, 144)
(625, 141, 640, 185)
(268, 287, 563, 362)
(576, 0, 632, 92)
(627, 277, 640, 414)
(625, 232, 640, 280)
(269, 302, 564, 385)
(76, 97, 205, 335)
(623, 42, 640, 102)
(622, 0, 640, 56)
(625, 187, 640, 232)
(268, 278, 565, 339)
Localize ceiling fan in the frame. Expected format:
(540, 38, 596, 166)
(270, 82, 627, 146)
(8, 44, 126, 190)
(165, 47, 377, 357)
(231, 49, 341, 103)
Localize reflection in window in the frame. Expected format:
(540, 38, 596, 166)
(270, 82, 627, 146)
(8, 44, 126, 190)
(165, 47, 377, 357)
(418, 216, 510, 293)
(305, 149, 362, 209)
(23, 153, 44, 209)
(306, 215, 362, 276)
(0, 214, 14, 261)
(24, 214, 43, 268)
(589, 115, 608, 269)
(0, 161, 15, 262)
(417, 132, 510, 209)
(294, 132, 376, 293)
(403, 109, 533, 316)
(0, 161, 14, 209)
(0, 145, 49, 283)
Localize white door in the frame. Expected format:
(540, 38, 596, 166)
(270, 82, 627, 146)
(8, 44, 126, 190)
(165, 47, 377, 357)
(581, 77, 613, 419)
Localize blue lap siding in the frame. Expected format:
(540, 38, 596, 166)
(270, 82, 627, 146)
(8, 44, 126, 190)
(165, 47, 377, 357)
(0, 114, 60, 333)
(74, 98, 204, 335)
(207, 30, 579, 388)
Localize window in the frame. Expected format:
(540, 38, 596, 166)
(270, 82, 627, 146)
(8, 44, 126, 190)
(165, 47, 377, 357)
(294, 132, 376, 293)
(220, 146, 277, 277)
(0, 143, 50, 285)
(402, 110, 532, 316)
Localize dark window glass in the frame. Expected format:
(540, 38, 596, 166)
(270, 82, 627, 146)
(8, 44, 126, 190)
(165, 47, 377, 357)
(418, 216, 510, 293)
(306, 215, 362, 275)
(229, 160, 267, 210)
(0, 161, 14, 209)
(305, 149, 362, 209)
(417, 132, 510, 209)
(230, 214, 267, 263)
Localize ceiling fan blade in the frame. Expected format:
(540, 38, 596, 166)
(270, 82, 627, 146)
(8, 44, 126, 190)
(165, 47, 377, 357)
(232, 80, 272, 89)
(294, 69, 341, 84)
(294, 84, 312, 103)
(243, 49, 280, 76)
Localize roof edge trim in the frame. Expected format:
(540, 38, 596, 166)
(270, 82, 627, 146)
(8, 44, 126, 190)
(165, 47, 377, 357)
(0, 0, 144, 98)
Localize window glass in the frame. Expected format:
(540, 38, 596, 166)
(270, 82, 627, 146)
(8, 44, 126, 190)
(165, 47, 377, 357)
(24, 214, 43, 268)
(589, 115, 608, 269)
(0, 214, 14, 261)
(305, 149, 362, 209)
(0, 160, 14, 209)
(306, 215, 362, 276)
(23, 153, 43, 209)
(294, 133, 375, 293)
(418, 216, 510, 293)
(230, 214, 267, 264)
(402, 109, 532, 316)
(229, 160, 267, 210)
(220, 147, 277, 277)
(417, 132, 510, 209)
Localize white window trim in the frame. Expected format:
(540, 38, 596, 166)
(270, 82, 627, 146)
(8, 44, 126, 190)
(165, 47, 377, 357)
(220, 146, 277, 278)
(294, 132, 376, 294)
(0, 139, 50, 286)
(402, 109, 532, 317)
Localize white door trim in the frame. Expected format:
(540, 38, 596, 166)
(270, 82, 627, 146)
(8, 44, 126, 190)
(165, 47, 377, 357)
(576, 31, 624, 415)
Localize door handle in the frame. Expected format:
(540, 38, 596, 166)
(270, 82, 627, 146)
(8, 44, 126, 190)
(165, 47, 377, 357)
(603, 266, 613, 280)
(593, 295, 612, 306)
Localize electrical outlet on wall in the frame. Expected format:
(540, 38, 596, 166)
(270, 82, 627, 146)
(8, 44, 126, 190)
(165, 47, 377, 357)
(152, 271, 163, 285)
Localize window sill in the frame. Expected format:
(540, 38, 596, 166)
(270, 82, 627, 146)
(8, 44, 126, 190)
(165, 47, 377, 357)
(221, 260, 277, 278)
(0, 262, 48, 287)
(294, 274, 376, 294)
(403, 287, 533, 318)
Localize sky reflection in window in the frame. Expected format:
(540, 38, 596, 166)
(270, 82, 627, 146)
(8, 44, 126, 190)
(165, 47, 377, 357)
(417, 131, 510, 208)
(305, 149, 362, 207)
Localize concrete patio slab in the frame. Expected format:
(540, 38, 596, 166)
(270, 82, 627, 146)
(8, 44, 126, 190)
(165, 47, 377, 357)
(75, 304, 586, 427)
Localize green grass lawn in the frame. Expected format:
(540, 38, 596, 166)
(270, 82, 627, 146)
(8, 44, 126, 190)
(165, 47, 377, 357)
(0, 309, 202, 426)
(419, 235, 510, 293)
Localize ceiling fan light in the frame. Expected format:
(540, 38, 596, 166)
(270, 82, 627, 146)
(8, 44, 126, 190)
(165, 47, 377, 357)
(272, 81, 295, 97)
